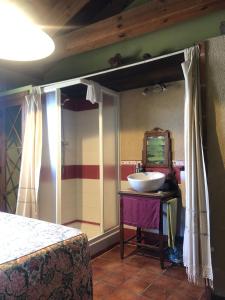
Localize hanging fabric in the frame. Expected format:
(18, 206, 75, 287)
(38, 89, 61, 223)
(86, 80, 102, 104)
(16, 87, 42, 218)
(182, 46, 213, 286)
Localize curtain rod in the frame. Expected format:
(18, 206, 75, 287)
(0, 85, 33, 98)
(39, 49, 186, 92)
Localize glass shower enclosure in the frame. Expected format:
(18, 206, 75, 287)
(38, 79, 120, 246)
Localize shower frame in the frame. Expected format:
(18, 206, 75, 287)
(41, 78, 120, 237)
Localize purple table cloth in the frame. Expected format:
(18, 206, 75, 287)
(121, 195, 160, 229)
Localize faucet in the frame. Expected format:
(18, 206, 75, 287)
(135, 162, 144, 173)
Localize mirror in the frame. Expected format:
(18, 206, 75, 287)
(142, 128, 171, 168)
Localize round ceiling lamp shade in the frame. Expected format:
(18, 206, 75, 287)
(0, 1, 55, 61)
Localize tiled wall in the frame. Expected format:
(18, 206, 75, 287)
(61, 108, 100, 225)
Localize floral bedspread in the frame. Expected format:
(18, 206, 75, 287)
(0, 213, 93, 299)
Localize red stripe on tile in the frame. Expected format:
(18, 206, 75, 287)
(120, 165, 136, 181)
(62, 165, 99, 180)
(61, 164, 183, 183)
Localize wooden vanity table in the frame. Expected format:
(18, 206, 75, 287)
(119, 128, 179, 268)
(119, 189, 177, 269)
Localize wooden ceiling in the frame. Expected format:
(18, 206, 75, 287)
(2, 0, 225, 79)
(87, 52, 185, 91)
(61, 52, 184, 98)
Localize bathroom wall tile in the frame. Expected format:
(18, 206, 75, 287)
(39, 182, 57, 223)
(75, 109, 99, 165)
(75, 179, 101, 223)
(61, 179, 77, 223)
(61, 109, 77, 166)
(62, 108, 99, 166)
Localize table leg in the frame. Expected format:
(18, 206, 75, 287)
(120, 222, 124, 259)
(120, 197, 124, 259)
(159, 203, 164, 269)
(136, 227, 142, 249)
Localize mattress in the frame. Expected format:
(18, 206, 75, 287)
(0, 212, 93, 299)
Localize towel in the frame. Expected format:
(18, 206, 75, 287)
(122, 196, 160, 229)
(167, 198, 178, 248)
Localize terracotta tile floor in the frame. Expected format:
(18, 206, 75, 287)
(91, 245, 206, 300)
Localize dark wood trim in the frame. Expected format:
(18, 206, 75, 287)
(124, 227, 168, 243)
(62, 219, 100, 226)
(29, 0, 89, 36)
(199, 42, 212, 300)
(119, 190, 177, 200)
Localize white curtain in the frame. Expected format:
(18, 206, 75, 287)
(182, 46, 213, 285)
(38, 90, 61, 223)
(16, 87, 42, 219)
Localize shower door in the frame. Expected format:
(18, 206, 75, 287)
(0, 93, 26, 213)
(38, 89, 61, 223)
(100, 89, 120, 232)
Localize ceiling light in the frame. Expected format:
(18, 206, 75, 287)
(0, 1, 55, 61)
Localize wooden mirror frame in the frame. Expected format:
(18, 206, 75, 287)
(142, 128, 172, 168)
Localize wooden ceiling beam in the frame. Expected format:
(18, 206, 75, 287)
(14, 0, 89, 36)
(53, 0, 225, 59)
(11, 0, 53, 24)
(41, 0, 90, 35)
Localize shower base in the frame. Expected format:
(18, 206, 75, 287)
(67, 221, 101, 239)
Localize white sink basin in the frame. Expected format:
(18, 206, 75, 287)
(127, 172, 166, 192)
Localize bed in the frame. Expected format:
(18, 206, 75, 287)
(0, 212, 93, 299)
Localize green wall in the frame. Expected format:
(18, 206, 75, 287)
(44, 10, 225, 84)
(0, 67, 38, 92)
